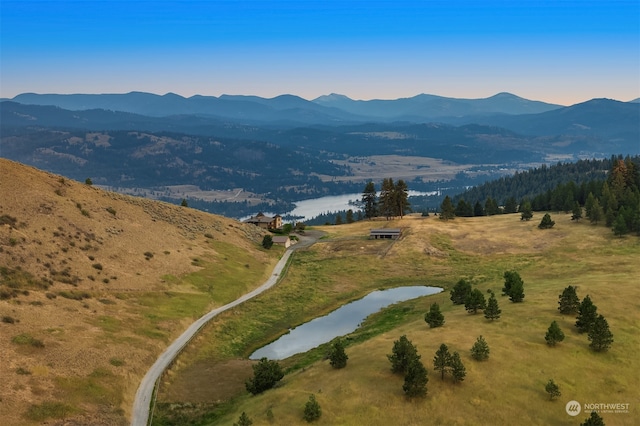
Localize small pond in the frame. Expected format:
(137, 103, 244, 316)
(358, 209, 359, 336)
(249, 286, 442, 360)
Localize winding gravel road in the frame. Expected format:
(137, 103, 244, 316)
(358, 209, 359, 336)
(131, 232, 320, 426)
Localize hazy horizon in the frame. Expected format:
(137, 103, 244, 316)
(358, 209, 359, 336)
(1, 1, 638, 106)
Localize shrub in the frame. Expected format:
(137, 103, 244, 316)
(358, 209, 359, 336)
(2, 316, 16, 324)
(303, 394, 321, 422)
(109, 358, 124, 367)
(106, 207, 116, 216)
(12, 333, 44, 348)
(92, 263, 103, 270)
(16, 367, 32, 375)
(245, 358, 284, 395)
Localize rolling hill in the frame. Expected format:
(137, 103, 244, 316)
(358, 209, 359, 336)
(0, 159, 277, 425)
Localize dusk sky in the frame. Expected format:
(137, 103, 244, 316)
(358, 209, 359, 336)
(1, 0, 639, 105)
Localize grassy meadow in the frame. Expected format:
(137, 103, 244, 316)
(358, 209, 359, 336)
(156, 213, 639, 426)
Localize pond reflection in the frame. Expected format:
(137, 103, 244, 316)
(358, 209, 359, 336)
(250, 286, 442, 360)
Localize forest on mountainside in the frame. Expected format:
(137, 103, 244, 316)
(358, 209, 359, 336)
(451, 155, 640, 235)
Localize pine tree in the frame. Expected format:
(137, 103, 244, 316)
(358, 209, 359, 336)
(558, 285, 580, 315)
(503, 271, 525, 303)
(450, 279, 472, 305)
(245, 358, 284, 395)
(234, 412, 253, 426)
(303, 394, 321, 422)
(328, 339, 348, 369)
(545, 379, 561, 400)
(449, 351, 466, 383)
(575, 295, 598, 333)
(474, 201, 485, 216)
(538, 213, 555, 229)
(345, 209, 354, 224)
(388, 335, 419, 374)
(504, 197, 518, 214)
(464, 288, 486, 314)
(484, 293, 501, 320)
(589, 199, 604, 224)
(440, 196, 456, 220)
(580, 411, 606, 426)
(424, 302, 445, 328)
(612, 214, 628, 236)
(403, 357, 428, 397)
(571, 202, 583, 221)
(588, 314, 614, 352)
(395, 179, 411, 218)
(545, 321, 565, 346)
(520, 200, 533, 221)
(470, 335, 490, 361)
(362, 181, 378, 219)
(379, 178, 396, 219)
(433, 343, 451, 380)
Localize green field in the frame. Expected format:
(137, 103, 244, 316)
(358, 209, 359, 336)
(155, 213, 639, 425)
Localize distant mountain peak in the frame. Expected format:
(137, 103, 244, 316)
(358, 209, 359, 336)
(313, 93, 353, 102)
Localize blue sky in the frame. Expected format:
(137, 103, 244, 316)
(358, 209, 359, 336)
(1, 0, 638, 105)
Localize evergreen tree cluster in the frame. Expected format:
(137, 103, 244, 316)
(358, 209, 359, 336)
(449, 156, 640, 236)
(362, 178, 411, 220)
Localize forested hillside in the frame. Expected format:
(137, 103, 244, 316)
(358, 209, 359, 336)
(452, 155, 640, 235)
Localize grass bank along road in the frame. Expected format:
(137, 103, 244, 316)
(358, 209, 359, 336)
(131, 232, 321, 426)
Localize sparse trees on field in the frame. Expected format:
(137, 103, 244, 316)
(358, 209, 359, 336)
(424, 302, 445, 328)
(503, 271, 525, 303)
(362, 181, 378, 219)
(450, 279, 472, 305)
(433, 343, 451, 380)
(328, 339, 348, 369)
(538, 213, 555, 229)
(575, 295, 598, 333)
(589, 199, 604, 224)
(571, 202, 583, 221)
(403, 357, 428, 397)
(470, 335, 490, 361)
(388, 335, 419, 374)
(520, 200, 533, 221)
(464, 288, 486, 314)
(580, 411, 606, 426)
(558, 285, 580, 315)
(234, 412, 253, 426)
(440, 196, 455, 220)
(588, 314, 613, 352)
(303, 394, 321, 422)
(545, 321, 565, 346)
(245, 358, 284, 395)
(484, 292, 501, 320)
(545, 379, 561, 400)
(449, 351, 466, 383)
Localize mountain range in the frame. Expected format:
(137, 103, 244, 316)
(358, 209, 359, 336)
(1, 91, 638, 218)
(4, 91, 563, 125)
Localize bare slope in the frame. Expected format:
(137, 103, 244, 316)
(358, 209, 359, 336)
(0, 159, 276, 425)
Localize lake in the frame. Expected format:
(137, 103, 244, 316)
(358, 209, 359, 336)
(249, 285, 442, 360)
(243, 191, 436, 222)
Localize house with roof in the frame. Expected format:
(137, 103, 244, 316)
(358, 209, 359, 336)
(272, 235, 291, 248)
(244, 212, 282, 230)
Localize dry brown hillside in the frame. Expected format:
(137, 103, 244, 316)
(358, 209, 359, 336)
(0, 159, 276, 425)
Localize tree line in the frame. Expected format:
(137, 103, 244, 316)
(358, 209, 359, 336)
(443, 155, 640, 235)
